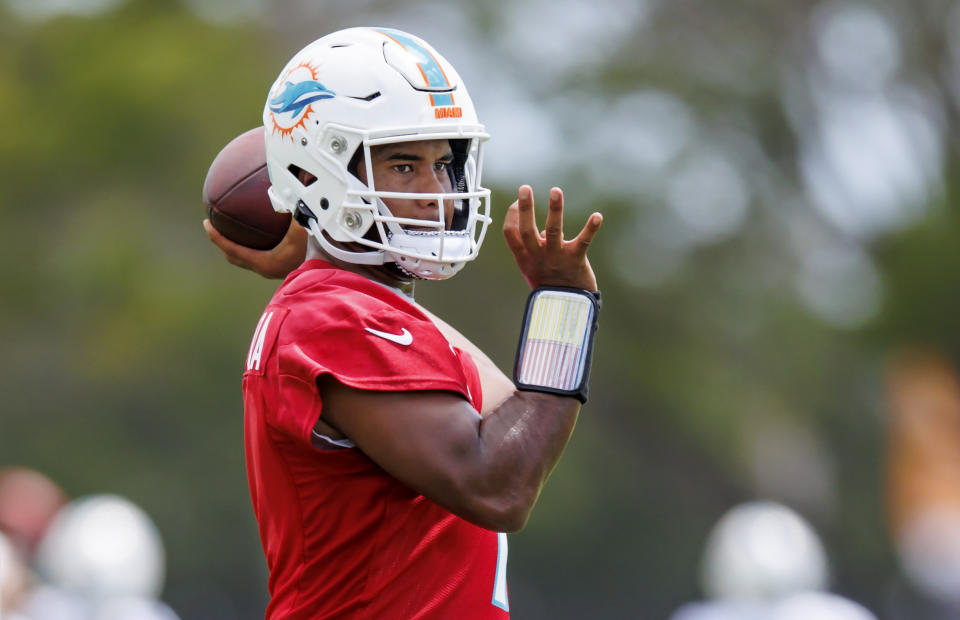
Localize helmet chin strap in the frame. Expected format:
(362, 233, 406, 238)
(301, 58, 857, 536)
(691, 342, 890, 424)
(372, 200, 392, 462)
(315, 225, 386, 265)
(298, 203, 387, 266)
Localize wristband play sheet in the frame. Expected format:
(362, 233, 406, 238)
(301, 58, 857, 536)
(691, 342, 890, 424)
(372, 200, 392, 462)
(514, 287, 599, 402)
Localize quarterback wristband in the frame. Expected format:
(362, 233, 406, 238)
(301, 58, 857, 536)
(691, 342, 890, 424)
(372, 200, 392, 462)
(513, 286, 600, 404)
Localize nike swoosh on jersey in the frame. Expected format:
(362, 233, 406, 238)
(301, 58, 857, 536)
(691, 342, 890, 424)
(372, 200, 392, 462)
(365, 327, 413, 346)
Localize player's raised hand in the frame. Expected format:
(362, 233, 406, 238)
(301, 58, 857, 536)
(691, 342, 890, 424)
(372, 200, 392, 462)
(502, 185, 602, 291)
(204, 217, 308, 279)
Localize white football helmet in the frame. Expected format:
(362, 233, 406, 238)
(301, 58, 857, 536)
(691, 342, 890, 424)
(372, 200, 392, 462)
(35, 494, 166, 599)
(263, 27, 491, 280)
(701, 501, 829, 602)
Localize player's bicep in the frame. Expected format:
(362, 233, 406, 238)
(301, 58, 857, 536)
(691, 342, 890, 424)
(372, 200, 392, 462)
(317, 374, 485, 505)
(471, 355, 515, 414)
(414, 304, 515, 414)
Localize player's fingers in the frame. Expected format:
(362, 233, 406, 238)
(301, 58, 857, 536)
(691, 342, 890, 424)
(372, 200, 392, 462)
(516, 185, 541, 252)
(205, 218, 235, 249)
(570, 212, 603, 257)
(503, 200, 520, 241)
(205, 218, 257, 263)
(224, 254, 249, 269)
(202, 218, 217, 239)
(501, 201, 525, 251)
(503, 229, 526, 254)
(502, 200, 519, 233)
(544, 187, 564, 252)
(203, 219, 235, 257)
(282, 217, 307, 241)
(276, 219, 309, 258)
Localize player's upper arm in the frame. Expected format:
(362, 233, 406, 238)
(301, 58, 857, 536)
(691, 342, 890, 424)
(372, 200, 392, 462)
(317, 374, 524, 531)
(415, 304, 515, 413)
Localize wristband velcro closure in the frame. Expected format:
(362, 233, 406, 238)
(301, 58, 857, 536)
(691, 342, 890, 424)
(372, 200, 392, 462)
(514, 287, 600, 403)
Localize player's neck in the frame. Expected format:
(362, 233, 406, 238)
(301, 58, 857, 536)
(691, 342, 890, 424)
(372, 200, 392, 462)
(306, 243, 416, 299)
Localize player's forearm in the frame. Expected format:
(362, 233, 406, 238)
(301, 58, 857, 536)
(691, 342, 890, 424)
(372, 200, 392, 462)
(454, 288, 598, 530)
(456, 391, 580, 532)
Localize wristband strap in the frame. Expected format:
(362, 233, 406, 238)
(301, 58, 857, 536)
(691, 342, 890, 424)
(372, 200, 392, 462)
(513, 286, 600, 403)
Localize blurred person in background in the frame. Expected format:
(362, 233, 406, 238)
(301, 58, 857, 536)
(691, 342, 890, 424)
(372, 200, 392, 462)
(206, 26, 602, 619)
(0, 470, 180, 619)
(886, 350, 960, 618)
(0, 468, 66, 560)
(670, 501, 877, 620)
(1, 530, 32, 619)
(0, 468, 65, 618)
(16, 493, 180, 620)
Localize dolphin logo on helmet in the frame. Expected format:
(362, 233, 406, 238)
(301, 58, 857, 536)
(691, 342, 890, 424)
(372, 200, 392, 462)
(269, 81, 336, 120)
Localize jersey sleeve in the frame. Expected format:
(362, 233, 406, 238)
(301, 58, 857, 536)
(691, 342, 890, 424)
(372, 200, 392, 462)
(450, 346, 483, 414)
(271, 285, 476, 443)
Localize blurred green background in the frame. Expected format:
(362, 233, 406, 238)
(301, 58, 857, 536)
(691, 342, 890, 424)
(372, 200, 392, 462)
(3, 0, 959, 617)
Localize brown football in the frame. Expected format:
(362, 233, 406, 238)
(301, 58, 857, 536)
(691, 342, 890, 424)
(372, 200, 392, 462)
(202, 126, 291, 250)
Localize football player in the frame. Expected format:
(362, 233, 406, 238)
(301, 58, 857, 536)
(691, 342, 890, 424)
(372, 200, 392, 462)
(206, 27, 602, 619)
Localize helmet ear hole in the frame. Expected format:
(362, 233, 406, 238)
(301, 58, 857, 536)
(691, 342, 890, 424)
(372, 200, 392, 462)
(347, 148, 364, 178)
(286, 164, 318, 187)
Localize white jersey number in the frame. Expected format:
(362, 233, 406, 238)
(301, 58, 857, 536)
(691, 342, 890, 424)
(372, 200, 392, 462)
(492, 532, 509, 611)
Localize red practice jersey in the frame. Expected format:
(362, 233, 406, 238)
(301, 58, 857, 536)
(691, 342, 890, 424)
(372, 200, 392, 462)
(242, 260, 510, 619)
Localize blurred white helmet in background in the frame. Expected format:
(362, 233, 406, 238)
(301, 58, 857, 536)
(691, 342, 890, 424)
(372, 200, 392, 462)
(771, 591, 877, 620)
(895, 507, 960, 604)
(35, 495, 165, 599)
(670, 599, 769, 620)
(701, 501, 828, 601)
(93, 595, 181, 620)
(671, 589, 877, 620)
(19, 586, 182, 620)
(18, 584, 91, 620)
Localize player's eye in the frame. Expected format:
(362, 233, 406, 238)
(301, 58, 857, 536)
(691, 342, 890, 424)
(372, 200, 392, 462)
(434, 160, 452, 172)
(392, 164, 413, 173)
